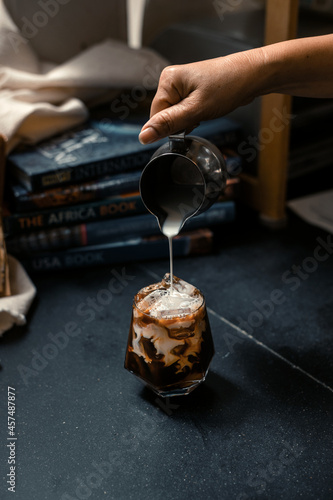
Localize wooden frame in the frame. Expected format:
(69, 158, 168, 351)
(240, 0, 299, 224)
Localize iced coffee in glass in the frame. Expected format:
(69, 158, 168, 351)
(124, 274, 214, 397)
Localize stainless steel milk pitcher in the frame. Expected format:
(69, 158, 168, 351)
(139, 130, 227, 232)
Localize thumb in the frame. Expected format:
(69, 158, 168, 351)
(139, 97, 201, 145)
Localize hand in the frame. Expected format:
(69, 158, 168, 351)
(139, 34, 333, 145)
(139, 51, 262, 144)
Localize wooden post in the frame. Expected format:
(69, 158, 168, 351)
(257, 0, 299, 224)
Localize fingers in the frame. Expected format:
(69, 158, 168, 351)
(138, 125, 162, 145)
(149, 66, 185, 117)
(139, 64, 202, 144)
(139, 93, 202, 144)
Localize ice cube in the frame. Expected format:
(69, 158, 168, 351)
(162, 274, 197, 297)
(136, 275, 203, 319)
(159, 307, 192, 318)
(167, 319, 195, 330)
(137, 289, 167, 315)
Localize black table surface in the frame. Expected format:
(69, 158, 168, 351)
(1, 210, 332, 500)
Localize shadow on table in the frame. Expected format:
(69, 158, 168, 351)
(140, 370, 240, 418)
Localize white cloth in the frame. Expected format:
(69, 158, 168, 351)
(0, 255, 36, 336)
(0, 0, 168, 153)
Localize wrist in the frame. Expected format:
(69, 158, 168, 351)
(224, 47, 273, 102)
(245, 45, 279, 98)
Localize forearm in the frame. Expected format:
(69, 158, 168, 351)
(253, 34, 333, 99)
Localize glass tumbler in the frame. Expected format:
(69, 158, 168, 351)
(124, 277, 214, 397)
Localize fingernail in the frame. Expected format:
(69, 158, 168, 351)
(139, 127, 160, 145)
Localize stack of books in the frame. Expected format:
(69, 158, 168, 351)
(3, 115, 243, 272)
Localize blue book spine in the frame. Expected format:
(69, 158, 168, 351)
(3, 193, 145, 236)
(8, 170, 143, 213)
(19, 229, 214, 272)
(6, 201, 235, 253)
(7, 117, 242, 191)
